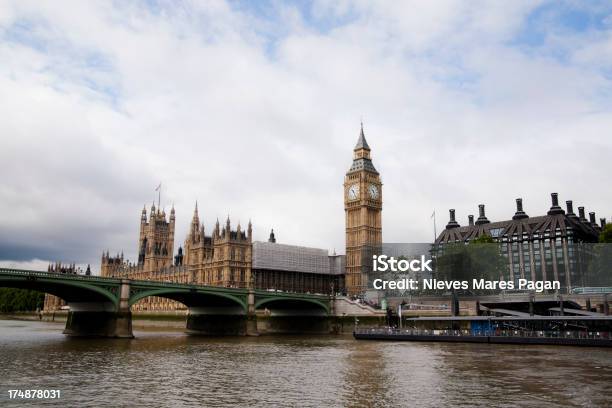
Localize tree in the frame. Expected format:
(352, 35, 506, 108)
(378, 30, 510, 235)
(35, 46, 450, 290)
(600, 224, 612, 243)
(434, 235, 507, 294)
(471, 235, 495, 244)
(0, 288, 45, 312)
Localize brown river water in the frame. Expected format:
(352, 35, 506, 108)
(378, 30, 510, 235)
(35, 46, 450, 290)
(0, 319, 610, 407)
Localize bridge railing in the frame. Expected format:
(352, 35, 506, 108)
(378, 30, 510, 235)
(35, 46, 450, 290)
(0, 268, 331, 299)
(0, 268, 122, 283)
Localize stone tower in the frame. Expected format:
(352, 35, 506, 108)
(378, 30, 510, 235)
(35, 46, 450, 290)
(344, 123, 382, 295)
(137, 203, 175, 272)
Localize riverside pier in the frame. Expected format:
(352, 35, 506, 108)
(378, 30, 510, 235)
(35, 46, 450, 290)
(354, 316, 612, 347)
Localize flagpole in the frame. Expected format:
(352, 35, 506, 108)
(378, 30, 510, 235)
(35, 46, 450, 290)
(155, 183, 162, 210)
(433, 210, 437, 242)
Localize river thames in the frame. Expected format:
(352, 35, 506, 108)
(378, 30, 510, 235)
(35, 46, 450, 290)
(0, 320, 610, 407)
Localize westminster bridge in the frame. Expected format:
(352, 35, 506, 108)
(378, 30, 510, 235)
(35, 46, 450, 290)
(0, 268, 334, 338)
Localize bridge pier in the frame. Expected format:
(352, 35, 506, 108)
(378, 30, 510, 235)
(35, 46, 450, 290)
(186, 307, 248, 336)
(246, 289, 259, 336)
(257, 315, 330, 334)
(63, 280, 134, 338)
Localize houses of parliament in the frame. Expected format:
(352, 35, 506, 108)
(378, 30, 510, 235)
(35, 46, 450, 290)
(44, 125, 383, 312)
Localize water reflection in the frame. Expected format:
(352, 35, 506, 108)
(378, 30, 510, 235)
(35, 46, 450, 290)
(0, 320, 610, 407)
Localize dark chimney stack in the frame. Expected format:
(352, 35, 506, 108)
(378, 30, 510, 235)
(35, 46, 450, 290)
(547, 192, 564, 215)
(589, 212, 597, 225)
(578, 206, 587, 222)
(475, 204, 490, 225)
(513, 198, 528, 220)
(468, 215, 474, 226)
(566, 200, 579, 220)
(601, 218, 607, 229)
(446, 209, 460, 229)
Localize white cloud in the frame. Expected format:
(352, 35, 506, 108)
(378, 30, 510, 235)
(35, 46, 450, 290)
(0, 1, 610, 271)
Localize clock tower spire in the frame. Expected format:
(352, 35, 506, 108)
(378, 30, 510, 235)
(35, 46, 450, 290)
(344, 123, 382, 296)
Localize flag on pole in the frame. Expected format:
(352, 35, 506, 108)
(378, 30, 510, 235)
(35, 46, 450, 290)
(155, 183, 162, 209)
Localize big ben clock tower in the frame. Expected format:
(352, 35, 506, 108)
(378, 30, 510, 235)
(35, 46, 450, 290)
(344, 123, 382, 296)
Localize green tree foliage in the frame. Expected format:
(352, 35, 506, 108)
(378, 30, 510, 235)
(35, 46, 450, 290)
(600, 224, 612, 243)
(585, 243, 612, 287)
(471, 235, 495, 244)
(0, 288, 45, 312)
(435, 236, 507, 294)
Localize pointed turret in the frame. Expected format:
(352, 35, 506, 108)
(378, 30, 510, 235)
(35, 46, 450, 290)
(268, 229, 276, 243)
(354, 121, 371, 151)
(247, 219, 253, 240)
(192, 202, 200, 224)
(348, 122, 378, 174)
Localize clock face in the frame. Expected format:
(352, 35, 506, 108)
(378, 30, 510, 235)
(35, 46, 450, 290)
(368, 184, 379, 199)
(348, 184, 359, 200)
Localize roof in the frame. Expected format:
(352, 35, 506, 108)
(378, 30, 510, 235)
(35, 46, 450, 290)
(435, 212, 598, 244)
(348, 124, 378, 174)
(252, 241, 345, 275)
(347, 158, 378, 174)
(354, 124, 370, 150)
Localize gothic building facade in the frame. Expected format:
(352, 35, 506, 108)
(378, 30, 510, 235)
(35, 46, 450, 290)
(95, 203, 252, 311)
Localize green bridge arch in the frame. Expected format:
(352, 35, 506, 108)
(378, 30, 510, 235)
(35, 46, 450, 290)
(255, 297, 330, 314)
(0, 270, 120, 307)
(128, 287, 248, 311)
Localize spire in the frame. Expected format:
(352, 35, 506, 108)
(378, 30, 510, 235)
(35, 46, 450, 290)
(354, 121, 370, 150)
(348, 122, 377, 174)
(192, 201, 199, 221)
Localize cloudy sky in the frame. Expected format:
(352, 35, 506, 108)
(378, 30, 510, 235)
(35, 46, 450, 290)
(1, 1, 611, 272)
